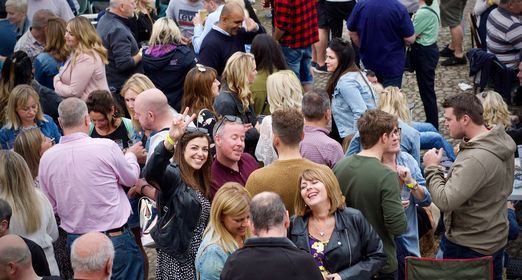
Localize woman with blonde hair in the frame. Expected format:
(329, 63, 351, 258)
(195, 183, 252, 280)
(255, 70, 303, 165)
(121, 73, 156, 134)
(0, 150, 59, 275)
(0, 85, 61, 149)
(142, 17, 196, 111)
(134, 0, 157, 44)
(480, 91, 511, 129)
(54, 16, 109, 100)
(34, 17, 69, 90)
(214, 51, 259, 156)
(289, 168, 385, 279)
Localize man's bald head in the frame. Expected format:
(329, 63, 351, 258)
(220, 2, 244, 18)
(0, 234, 31, 267)
(218, 2, 245, 35)
(133, 88, 171, 131)
(71, 232, 114, 277)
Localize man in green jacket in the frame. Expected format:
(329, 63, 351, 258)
(334, 109, 407, 280)
(423, 93, 516, 280)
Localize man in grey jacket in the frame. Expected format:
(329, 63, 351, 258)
(97, 0, 143, 99)
(423, 93, 516, 280)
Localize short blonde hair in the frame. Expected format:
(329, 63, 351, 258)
(5, 85, 46, 130)
(378, 86, 411, 124)
(148, 17, 181, 46)
(266, 70, 303, 112)
(480, 91, 511, 129)
(203, 183, 252, 254)
(294, 168, 345, 217)
(222, 52, 255, 111)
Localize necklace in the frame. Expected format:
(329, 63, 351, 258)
(310, 216, 331, 237)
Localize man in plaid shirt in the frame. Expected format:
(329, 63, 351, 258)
(273, 0, 318, 92)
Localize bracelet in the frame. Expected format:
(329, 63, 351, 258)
(166, 134, 176, 146)
(140, 184, 150, 195)
(406, 181, 418, 190)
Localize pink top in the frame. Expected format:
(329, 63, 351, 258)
(54, 52, 109, 100)
(38, 132, 140, 234)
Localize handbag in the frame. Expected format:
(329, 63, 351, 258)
(139, 196, 158, 248)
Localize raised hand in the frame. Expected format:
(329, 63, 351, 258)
(168, 107, 197, 143)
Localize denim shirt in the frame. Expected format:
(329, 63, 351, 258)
(395, 151, 432, 257)
(34, 52, 62, 90)
(332, 71, 377, 138)
(195, 234, 232, 280)
(0, 114, 62, 149)
(346, 120, 421, 167)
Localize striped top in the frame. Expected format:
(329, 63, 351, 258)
(486, 6, 522, 69)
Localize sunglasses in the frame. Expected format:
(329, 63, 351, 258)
(196, 64, 207, 72)
(213, 115, 243, 134)
(186, 127, 208, 134)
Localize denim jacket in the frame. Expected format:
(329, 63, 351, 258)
(34, 52, 62, 90)
(0, 114, 61, 149)
(195, 234, 232, 280)
(331, 71, 377, 138)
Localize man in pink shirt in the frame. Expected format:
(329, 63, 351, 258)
(38, 98, 145, 279)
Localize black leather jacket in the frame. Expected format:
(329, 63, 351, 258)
(289, 208, 386, 280)
(143, 143, 202, 260)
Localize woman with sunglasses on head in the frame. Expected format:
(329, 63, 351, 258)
(142, 17, 196, 112)
(181, 64, 220, 156)
(214, 51, 259, 156)
(325, 38, 378, 149)
(54, 16, 109, 100)
(290, 168, 386, 280)
(143, 108, 212, 280)
(0, 85, 61, 150)
(195, 182, 252, 280)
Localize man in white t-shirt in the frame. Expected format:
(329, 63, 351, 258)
(166, 0, 204, 38)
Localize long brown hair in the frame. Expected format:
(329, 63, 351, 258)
(181, 65, 218, 117)
(13, 128, 44, 179)
(173, 130, 212, 198)
(325, 38, 359, 98)
(44, 17, 70, 62)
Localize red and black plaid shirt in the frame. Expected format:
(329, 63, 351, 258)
(274, 0, 319, 49)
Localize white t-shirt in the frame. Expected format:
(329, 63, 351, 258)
(166, 0, 205, 38)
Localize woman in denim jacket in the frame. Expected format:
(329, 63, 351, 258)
(325, 38, 378, 148)
(195, 183, 252, 280)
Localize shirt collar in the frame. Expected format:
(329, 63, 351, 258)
(59, 132, 89, 143)
(212, 25, 231, 36)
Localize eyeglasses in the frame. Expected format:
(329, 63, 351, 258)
(213, 115, 243, 135)
(196, 64, 206, 72)
(390, 127, 402, 136)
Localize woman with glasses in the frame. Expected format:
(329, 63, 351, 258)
(214, 51, 259, 156)
(54, 16, 109, 100)
(143, 109, 212, 280)
(0, 85, 61, 150)
(325, 38, 378, 149)
(289, 168, 386, 280)
(142, 17, 196, 112)
(0, 150, 59, 275)
(181, 64, 220, 154)
(195, 182, 252, 280)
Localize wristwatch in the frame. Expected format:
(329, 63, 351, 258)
(406, 181, 418, 190)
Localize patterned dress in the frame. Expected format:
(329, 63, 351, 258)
(155, 190, 211, 280)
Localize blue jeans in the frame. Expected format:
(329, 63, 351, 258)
(281, 45, 313, 85)
(413, 122, 456, 161)
(444, 239, 504, 280)
(67, 227, 144, 280)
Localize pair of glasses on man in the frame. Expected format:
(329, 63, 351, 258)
(390, 127, 402, 136)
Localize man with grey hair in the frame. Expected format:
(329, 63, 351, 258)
(0, 199, 51, 277)
(39, 98, 146, 279)
(486, 0, 522, 69)
(71, 232, 115, 280)
(300, 91, 343, 168)
(5, 0, 29, 38)
(0, 234, 60, 280)
(97, 0, 143, 103)
(221, 192, 323, 280)
(210, 115, 258, 199)
(14, 9, 55, 60)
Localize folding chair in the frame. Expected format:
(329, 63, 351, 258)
(405, 256, 493, 280)
(469, 12, 482, 49)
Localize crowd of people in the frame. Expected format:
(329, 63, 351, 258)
(0, 0, 521, 279)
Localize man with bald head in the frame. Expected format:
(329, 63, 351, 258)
(198, 2, 265, 76)
(133, 88, 174, 162)
(0, 234, 60, 280)
(71, 232, 114, 280)
(39, 98, 145, 279)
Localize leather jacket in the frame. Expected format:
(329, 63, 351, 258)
(143, 143, 202, 260)
(289, 207, 386, 280)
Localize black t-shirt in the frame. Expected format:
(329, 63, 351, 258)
(91, 121, 130, 149)
(21, 237, 51, 276)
